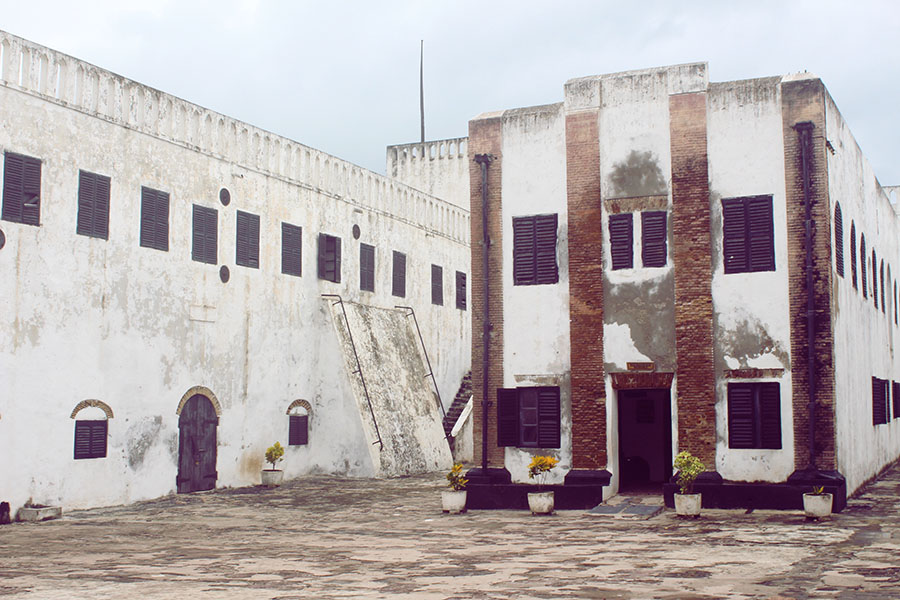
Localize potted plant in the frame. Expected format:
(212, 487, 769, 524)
(672, 450, 704, 517)
(442, 463, 468, 514)
(261, 442, 285, 487)
(527, 455, 559, 515)
(802, 485, 833, 520)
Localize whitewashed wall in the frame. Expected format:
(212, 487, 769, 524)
(707, 77, 794, 482)
(827, 90, 900, 495)
(0, 30, 470, 512)
(387, 138, 470, 211)
(499, 103, 572, 484)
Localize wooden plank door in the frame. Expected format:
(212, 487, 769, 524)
(177, 394, 218, 493)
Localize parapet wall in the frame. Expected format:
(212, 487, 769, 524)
(387, 137, 470, 211)
(0, 30, 468, 244)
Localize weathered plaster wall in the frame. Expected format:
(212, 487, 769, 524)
(0, 30, 470, 512)
(707, 77, 794, 482)
(827, 90, 900, 494)
(500, 103, 572, 484)
(387, 138, 470, 211)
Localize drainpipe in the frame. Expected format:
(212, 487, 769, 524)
(474, 153, 494, 472)
(795, 121, 816, 471)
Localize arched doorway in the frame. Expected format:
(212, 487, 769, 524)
(177, 394, 218, 493)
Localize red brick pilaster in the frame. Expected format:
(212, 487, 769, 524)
(469, 116, 504, 468)
(566, 110, 606, 469)
(781, 78, 836, 471)
(669, 92, 717, 466)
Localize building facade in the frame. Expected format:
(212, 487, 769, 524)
(465, 63, 900, 510)
(0, 30, 471, 513)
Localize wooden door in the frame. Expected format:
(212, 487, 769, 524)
(177, 394, 218, 493)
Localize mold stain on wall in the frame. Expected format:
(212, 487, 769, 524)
(603, 271, 676, 371)
(609, 150, 667, 198)
(715, 310, 790, 371)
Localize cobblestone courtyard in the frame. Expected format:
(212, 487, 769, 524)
(1, 463, 899, 599)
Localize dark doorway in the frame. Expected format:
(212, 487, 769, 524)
(617, 388, 672, 493)
(177, 394, 218, 493)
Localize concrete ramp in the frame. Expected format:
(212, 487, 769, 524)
(326, 299, 453, 477)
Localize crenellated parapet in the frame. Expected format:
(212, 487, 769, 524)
(387, 137, 470, 211)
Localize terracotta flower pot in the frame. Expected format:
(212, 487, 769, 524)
(674, 493, 701, 517)
(261, 469, 284, 488)
(527, 491, 554, 515)
(442, 490, 467, 514)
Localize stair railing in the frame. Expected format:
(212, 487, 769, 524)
(395, 305, 445, 419)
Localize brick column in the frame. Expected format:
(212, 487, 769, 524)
(669, 92, 717, 467)
(781, 78, 836, 472)
(566, 110, 607, 469)
(469, 116, 505, 468)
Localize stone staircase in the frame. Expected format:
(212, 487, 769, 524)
(442, 371, 472, 439)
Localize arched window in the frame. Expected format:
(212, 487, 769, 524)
(834, 203, 844, 277)
(873, 248, 878, 308)
(860, 234, 867, 298)
(70, 400, 114, 460)
(286, 400, 311, 446)
(850, 222, 857, 290)
(880, 260, 885, 313)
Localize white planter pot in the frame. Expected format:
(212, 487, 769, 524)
(441, 490, 467, 514)
(527, 491, 554, 515)
(16, 506, 62, 522)
(674, 493, 702, 517)
(803, 493, 833, 519)
(261, 469, 284, 488)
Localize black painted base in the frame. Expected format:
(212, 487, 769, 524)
(663, 469, 847, 512)
(464, 469, 611, 510)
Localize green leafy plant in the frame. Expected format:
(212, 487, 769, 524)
(673, 451, 705, 495)
(528, 455, 560, 492)
(446, 463, 468, 491)
(265, 442, 285, 470)
(811, 485, 826, 495)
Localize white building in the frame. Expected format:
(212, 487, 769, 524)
(0, 30, 471, 513)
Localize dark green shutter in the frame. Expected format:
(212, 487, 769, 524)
(758, 382, 782, 449)
(289, 415, 308, 445)
(77, 171, 110, 239)
(537, 387, 561, 448)
(728, 384, 755, 448)
(512, 216, 536, 285)
(609, 213, 633, 270)
(141, 187, 169, 251)
(535, 214, 558, 284)
(431, 264, 443, 305)
(497, 388, 519, 447)
(193, 205, 217, 264)
(281, 222, 302, 276)
(392, 251, 406, 297)
(641, 211, 667, 268)
(456, 271, 466, 310)
(360, 243, 375, 291)
(236, 211, 260, 268)
(834, 203, 844, 277)
(746, 196, 774, 272)
(74, 420, 108, 459)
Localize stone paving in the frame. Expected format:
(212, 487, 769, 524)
(1, 463, 899, 599)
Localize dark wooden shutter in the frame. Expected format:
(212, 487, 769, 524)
(2, 152, 42, 226)
(758, 382, 782, 449)
(360, 243, 375, 291)
(456, 271, 466, 310)
(77, 171, 110, 239)
(140, 187, 169, 251)
(512, 216, 536, 285)
(496, 388, 519, 447)
(609, 213, 633, 270)
(289, 415, 309, 446)
(431, 264, 443, 305)
(318, 234, 341, 282)
(392, 251, 406, 297)
(893, 381, 900, 420)
(860, 235, 867, 298)
(333, 236, 341, 283)
(880, 261, 885, 312)
(722, 198, 747, 273)
(641, 211, 667, 268)
(873, 377, 888, 425)
(834, 203, 844, 277)
(850, 223, 857, 289)
(727, 384, 755, 448)
(192, 205, 217, 264)
(537, 387, 561, 448)
(872, 250, 878, 308)
(236, 211, 260, 268)
(746, 196, 775, 272)
(74, 420, 108, 459)
(535, 214, 559, 284)
(281, 222, 302, 276)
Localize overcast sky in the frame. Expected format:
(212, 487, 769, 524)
(3, 1, 899, 186)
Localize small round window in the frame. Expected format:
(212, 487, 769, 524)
(219, 188, 231, 206)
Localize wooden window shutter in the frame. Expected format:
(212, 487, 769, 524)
(534, 214, 558, 284)
(834, 203, 844, 277)
(281, 222, 302, 276)
(893, 381, 900, 420)
(641, 211, 667, 268)
(333, 236, 341, 283)
(360, 243, 375, 291)
(74, 420, 108, 459)
(850, 223, 857, 289)
(77, 171, 110, 240)
(140, 187, 169, 251)
(860, 235, 867, 298)
(873, 377, 888, 425)
(537, 387, 561, 448)
(758, 382, 782, 449)
(496, 388, 519, 447)
(456, 271, 467, 310)
(3, 152, 41, 226)
(512, 216, 536, 285)
(727, 384, 755, 448)
(192, 205, 218, 264)
(318, 235, 341, 282)
(392, 251, 406, 297)
(872, 249, 878, 308)
(609, 213, 633, 270)
(746, 195, 775, 272)
(880, 260, 885, 313)
(431, 264, 443, 305)
(236, 211, 260, 268)
(722, 198, 747, 273)
(289, 415, 309, 446)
